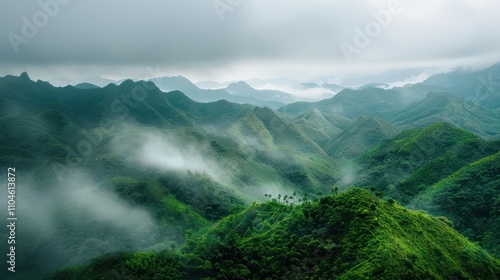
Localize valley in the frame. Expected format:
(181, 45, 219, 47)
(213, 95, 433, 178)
(1, 65, 500, 279)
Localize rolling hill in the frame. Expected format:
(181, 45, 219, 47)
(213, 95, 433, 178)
(387, 92, 500, 138)
(422, 63, 500, 109)
(326, 116, 400, 159)
(46, 189, 500, 279)
(2, 72, 500, 278)
(149, 76, 291, 108)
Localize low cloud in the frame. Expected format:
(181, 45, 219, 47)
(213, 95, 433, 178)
(0, 169, 165, 277)
(137, 132, 218, 175)
(113, 126, 232, 186)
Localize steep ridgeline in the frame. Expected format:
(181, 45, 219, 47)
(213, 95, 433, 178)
(348, 123, 500, 257)
(0, 72, 339, 196)
(149, 76, 292, 108)
(0, 73, 341, 278)
(46, 189, 500, 279)
(291, 108, 352, 147)
(279, 86, 427, 120)
(386, 92, 500, 139)
(3, 72, 500, 278)
(353, 123, 500, 201)
(279, 73, 500, 139)
(422, 63, 500, 109)
(325, 116, 400, 160)
(413, 151, 500, 257)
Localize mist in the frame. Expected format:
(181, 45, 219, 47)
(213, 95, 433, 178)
(0, 169, 169, 278)
(137, 132, 226, 180)
(111, 126, 232, 186)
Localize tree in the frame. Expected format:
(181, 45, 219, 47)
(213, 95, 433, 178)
(332, 187, 338, 195)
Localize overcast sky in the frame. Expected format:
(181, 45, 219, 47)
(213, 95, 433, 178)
(1, 0, 499, 83)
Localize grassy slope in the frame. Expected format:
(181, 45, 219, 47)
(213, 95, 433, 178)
(355, 123, 500, 200)
(413, 151, 500, 257)
(47, 189, 500, 279)
(326, 116, 400, 159)
(389, 92, 500, 139)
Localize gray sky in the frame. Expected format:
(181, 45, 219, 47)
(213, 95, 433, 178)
(1, 0, 499, 83)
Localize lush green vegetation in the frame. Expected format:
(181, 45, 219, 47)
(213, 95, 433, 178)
(355, 123, 500, 201)
(44, 251, 186, 280)
(350, 123, 500, 257)
(415, 151, 500, 257)
(2, 71, 500, 278)
(46, 189, 500, 279)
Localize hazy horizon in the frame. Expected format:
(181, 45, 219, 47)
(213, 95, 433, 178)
(1, 0, 500, 85)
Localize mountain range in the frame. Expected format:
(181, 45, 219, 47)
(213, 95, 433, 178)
(1, 65, 500, 278)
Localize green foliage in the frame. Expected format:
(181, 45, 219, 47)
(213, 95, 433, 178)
(106, 176, 209, 230)
(50, 189, 500, 279)
(326, 116, 400, 159)
(417, 152, 500, 257)
(356, 123, 500, 202)
(354, 124, 500, 257)
(44, 251, 186, 280)
(178, 189, 500, 279)
(3, 72, 500, 279)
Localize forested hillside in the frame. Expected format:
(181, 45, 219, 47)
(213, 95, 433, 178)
(46, 189, 500, 279)
(0, 70, 499, 279)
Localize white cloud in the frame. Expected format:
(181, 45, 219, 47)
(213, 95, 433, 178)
(1, 0, 499, 82)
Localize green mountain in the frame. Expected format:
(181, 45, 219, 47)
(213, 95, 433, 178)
(279, 86, 426, 120)
(279, 81, 500, 140)
(150, 76, 289, 108)
(422, 63, 500, 109)
(0, 73, 341, 278)
(74, 82, 100, 89)
(225, 81, 293, 106)
(348, 123, 500, 257)
(353, 123, 500, 199)
(413, 151, 500, 257)
(291, 108, 345, 147)
(3, 72, 500, 278)
(46, 189, 500, 279)
(326, 116, 399, 159)
(388, 92, 500, 138)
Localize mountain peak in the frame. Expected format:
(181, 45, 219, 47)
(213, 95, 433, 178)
(149, 76, 199, 92)
(327, 116, 399, 158)
(227, 81, 254, 91)
(20, 72, 31, 81)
